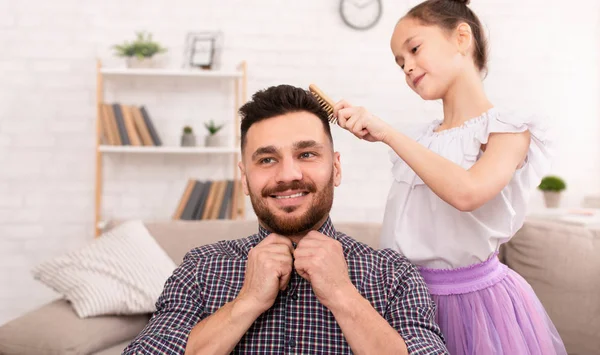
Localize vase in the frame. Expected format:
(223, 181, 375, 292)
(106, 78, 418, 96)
(205, 135, 223, 147)
(181, 133, 196, 147)
(543, 191, 561, 208)
(126, 57, 155, 69)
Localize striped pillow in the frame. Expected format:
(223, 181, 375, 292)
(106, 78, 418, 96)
(32, 220, 177, 318)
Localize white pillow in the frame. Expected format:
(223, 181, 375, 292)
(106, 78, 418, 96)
(32, 220, 177, 318)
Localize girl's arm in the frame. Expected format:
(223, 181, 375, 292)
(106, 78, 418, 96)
(334, 103, 530, 212)
(383, 128, 530, 211)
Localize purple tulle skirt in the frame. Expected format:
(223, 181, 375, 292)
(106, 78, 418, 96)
(419, 254, 567, 355)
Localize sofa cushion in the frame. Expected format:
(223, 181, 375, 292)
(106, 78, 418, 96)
(31, 220, 177, 317)
(502, 219, 600, 355)
(145, 219, 258, 264)
(145, 219, 383, 265)
(0, 299, 149, 355)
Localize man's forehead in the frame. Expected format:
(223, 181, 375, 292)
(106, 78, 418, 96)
(245, 112, 328, 150)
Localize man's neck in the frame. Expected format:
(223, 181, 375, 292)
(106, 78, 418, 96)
(259, 215, 331, 245)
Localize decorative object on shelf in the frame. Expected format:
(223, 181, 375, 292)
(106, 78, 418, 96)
(339, 0, 383, 31)
(181, 126, 197, 147)
(112, 31, 167, 69)
(538, 175, 566, 208)
(204, 119, 225, 147)
(183, 31, 223, 70)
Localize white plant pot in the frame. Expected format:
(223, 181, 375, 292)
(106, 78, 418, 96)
(126, 57, 155, 69)
(543, 191, 562, 208)
(181, 133, 196, 147)
(205, 135, 224, 147)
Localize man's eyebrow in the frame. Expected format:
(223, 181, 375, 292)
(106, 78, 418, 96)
(251, 145, 278, 160)
(251, 141, 324, 160)
(294, 140, 323, 150)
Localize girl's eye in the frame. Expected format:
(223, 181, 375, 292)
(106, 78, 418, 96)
(411, 45, 420, 54)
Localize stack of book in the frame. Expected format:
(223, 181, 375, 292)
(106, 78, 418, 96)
(173, 179, 239, 220)
(99, 103, 162, 146)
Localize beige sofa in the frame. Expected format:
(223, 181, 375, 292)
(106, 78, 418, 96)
(0, 218, 598, 355)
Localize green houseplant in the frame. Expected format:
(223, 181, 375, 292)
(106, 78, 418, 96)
(180, 125, 196, 147)
(113, 31, 167, 68)
(204, 120, 225, 147)
(538, 175, 566, 208)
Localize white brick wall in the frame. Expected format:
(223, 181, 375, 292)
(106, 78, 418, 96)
(0, 0, 598, 325)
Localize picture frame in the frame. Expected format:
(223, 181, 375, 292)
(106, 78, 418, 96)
(183, 31, 223, 70)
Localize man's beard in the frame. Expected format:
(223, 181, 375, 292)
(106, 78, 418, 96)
(249, 173, 334, 236)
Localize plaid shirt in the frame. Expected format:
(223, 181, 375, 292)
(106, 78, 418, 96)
(123, 217, 447, 354)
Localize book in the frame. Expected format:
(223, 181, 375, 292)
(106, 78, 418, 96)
(209, 181, 227, 219)
(193, 180, 212, 220)
(101, 103, 120, 145)
(180, 181, 205, 220)
(120, 105, 142, 146)
(173, 179, 196, 219)
(112, 103, 130, 145)
(131, 106, 154, 146)
(139, 106, 162, 146)
(218, 180, 234, 219)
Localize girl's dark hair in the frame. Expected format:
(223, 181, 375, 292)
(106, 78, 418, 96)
(239, 85, 333, 152)
(406, 0, 488, 73)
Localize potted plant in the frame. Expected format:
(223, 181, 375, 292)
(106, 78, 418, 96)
(113, 31, 167, 68)
(538, 175, 566, 208)
(181, 126, 196, 147)
(204, 120, 225, 147)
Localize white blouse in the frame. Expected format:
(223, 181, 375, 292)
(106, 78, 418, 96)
(380, 108, 553, 269)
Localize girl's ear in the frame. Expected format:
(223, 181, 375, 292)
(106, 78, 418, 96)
(456, 22, 473, 56)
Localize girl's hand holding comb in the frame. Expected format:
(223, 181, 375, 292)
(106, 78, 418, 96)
(333, 100, 392, 143)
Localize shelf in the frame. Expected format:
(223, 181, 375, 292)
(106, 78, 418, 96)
(94, 60, 248, 237)
(100, 67, 243, 79)
(99, 145, 240, 154)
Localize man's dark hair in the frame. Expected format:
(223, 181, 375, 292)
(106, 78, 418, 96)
(239, 84, 333, 152)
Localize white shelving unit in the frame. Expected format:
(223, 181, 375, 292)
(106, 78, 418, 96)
(98, 145, 240, 154)
(100, 67, 243, 79)
(94, 60, 248, 237)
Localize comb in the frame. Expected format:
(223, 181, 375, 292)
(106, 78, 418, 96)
(309, 83, 337, 124)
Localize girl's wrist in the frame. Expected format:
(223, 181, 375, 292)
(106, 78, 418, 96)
(381, 125, 398, 146)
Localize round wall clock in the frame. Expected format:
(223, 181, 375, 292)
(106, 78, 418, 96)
(339, 0, 383, 31)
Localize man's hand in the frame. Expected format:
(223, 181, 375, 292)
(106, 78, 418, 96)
(237, 233, 294, 313)
(293, 231, 355, 309)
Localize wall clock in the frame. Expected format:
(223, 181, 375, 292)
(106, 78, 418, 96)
(339, 0, 383, 31)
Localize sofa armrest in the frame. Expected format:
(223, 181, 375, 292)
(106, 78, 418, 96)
(0, 298, 149, 355)
(503, 219, 600, 355)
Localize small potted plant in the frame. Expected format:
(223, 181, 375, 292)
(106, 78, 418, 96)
(181, 126, 196, 147)
(113, 31, 167, 68)
(204, 120, 225, 147)
(538, 175, 566, 208)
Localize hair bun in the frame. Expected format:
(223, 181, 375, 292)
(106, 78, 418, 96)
(452, 0, 470, 5)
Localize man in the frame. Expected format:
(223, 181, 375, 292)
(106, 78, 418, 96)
(123, 85, 448, 354)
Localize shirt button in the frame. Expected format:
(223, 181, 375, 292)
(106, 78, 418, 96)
(288, 338, 296, 348)
(291, 293, 298, 301)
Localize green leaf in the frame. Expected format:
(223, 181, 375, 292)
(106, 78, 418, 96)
(538, 175, 566, 192)
(112, 31, 167, 58)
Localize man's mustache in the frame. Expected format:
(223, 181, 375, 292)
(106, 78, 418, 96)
(262, 181, 317, 197)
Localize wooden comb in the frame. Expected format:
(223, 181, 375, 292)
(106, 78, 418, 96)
(309, 83, 337, 124)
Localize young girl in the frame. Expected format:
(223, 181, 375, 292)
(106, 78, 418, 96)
(333, 0, 567, 354)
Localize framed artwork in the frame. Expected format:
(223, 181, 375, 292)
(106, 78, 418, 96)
(183, 32, 223, 70)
